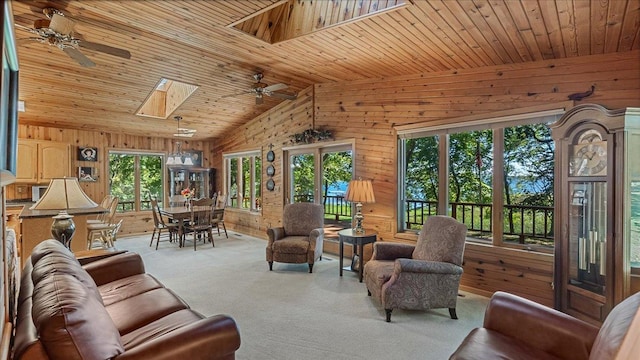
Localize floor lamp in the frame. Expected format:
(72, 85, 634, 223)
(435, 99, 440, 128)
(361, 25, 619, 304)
(30, 177, 98, 249)
(345, 178, 376, 234)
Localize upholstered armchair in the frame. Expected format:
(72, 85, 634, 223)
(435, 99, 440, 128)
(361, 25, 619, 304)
(266, 203, 325, 273)
(363, 215, 467, 322)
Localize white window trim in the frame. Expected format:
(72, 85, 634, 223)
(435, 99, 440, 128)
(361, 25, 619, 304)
(223, 149, 261, 211)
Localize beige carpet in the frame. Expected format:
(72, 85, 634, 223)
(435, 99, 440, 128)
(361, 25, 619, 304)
(115, 231, 489, 360)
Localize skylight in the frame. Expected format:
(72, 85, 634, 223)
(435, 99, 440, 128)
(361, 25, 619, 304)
(230, 0, 410, 44)
(136, 78, 199, 119)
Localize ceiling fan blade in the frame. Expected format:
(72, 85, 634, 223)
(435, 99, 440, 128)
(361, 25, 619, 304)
(77, 40, 131, 59)
(268, 92, 298, 100)
(63, 47, 96, 67)
(256, 95, 263, 105)
(49, 13, 75, 35)
(263, 83, 288, 92)
(15, 23, 39, 34)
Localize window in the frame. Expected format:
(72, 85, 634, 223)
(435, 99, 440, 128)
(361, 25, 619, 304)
(223, 150, 261, 211)
(108, 151, 164, 212)
(398, 108, 562, 250)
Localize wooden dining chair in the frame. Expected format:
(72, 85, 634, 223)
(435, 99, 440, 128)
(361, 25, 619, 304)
(211, 208, 228, 238)
(86, 197, 119, 250)
(184, 198, 215, 250)
(149, 199, 180, 250)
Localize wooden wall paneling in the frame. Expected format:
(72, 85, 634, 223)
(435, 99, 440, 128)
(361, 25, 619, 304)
(10, 125, 212, 237)
(308, 51, 640, 302)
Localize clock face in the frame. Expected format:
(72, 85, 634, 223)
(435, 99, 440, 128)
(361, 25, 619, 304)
(570, 130, 607, 176)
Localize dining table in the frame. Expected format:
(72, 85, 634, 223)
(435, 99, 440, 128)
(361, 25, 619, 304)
(160, 205, 212, 247)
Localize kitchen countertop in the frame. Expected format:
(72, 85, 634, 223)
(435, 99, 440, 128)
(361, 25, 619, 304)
(6, 200, 34, 205)
(19, 206, 106, 219)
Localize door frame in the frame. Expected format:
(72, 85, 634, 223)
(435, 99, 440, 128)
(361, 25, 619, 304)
(283, 139, 356, 205)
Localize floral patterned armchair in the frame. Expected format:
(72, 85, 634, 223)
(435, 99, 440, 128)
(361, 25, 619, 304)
(266, 203, 324, 273)
(363, 215, 467, 322)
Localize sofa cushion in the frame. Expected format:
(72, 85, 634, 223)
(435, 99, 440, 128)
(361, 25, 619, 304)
(272, 236, 311, 254)
(120, 309, 205, 350)
(106, 288, 190, 335)
(98, 273, 164, 306)
(412, 215, 466, 266)
(282, 203, 323, 236)
(31, 252, 103, 304)
(451, 328, 563, 360)
(31, 273, 124, 360)
(590, 291, 640, 360)
(29, 239, 76, 265)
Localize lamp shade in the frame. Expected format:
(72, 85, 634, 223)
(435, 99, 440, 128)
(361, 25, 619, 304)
(345, 178, 375, 204)
(31, 177, 98, 210)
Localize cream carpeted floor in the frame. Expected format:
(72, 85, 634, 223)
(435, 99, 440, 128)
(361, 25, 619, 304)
(115, 231, 489, 360)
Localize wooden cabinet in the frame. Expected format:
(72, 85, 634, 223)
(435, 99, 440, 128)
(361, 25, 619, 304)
(16, 140, 71, 183)
(168, 167, 212, 200)
(551, 104, 640, 325)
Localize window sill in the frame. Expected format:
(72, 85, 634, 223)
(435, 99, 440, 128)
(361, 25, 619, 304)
(224, 207, 261, 215)
(394, 231, 553, 254)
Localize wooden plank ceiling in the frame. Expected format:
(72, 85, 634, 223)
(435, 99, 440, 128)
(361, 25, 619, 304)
(11, 0, 640, 141)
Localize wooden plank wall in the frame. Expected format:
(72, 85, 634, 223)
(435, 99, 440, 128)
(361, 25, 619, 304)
(219, 51, 640, 306)
(211, 86, 315, 238)
(5, 126, 214, 237)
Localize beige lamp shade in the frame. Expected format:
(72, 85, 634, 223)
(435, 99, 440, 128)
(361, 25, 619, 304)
(31, 177, 98, 210)
(345, 178, 376, 204)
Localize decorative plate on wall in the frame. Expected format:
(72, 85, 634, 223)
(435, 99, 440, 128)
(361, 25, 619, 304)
(266, 150, 275, 162)
(266, 178, 275, 191)
(267, 164, 275, 176)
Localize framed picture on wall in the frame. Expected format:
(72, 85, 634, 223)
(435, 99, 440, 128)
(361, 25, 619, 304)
(78, 147, 98, 161)
(187, 150, 203, 167)
(78, 166, 97, 182)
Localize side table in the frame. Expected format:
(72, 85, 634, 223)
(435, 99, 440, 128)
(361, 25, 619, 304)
(338, 228, 377, 282)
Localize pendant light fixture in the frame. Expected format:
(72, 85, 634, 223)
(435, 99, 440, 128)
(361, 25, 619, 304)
(166, 116, 194, 166)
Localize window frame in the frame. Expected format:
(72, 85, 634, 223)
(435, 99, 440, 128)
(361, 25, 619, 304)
(107, 149, 165, 212)
(223, 150, 261, 212)
(396, 105, 567, 251)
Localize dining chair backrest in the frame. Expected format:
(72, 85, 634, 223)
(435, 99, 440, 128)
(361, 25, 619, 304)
(215, 193, 228, 209)
(104, 197, 119, 225)
(169, 195, 184, 207)
(190, 198, 214, 227)
(93, 195, 116, 223)
(150, 199, 163, 228)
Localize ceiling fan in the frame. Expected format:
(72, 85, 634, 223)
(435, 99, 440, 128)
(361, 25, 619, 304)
(15, 8, 131, 67)
(221, 73, 297, 105)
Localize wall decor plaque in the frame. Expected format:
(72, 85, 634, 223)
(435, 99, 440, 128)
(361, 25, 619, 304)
(266, 178, 275, 191)
(78, 147, 98, 161)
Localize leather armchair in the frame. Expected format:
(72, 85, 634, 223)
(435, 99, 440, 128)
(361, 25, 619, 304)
(363, 215, 467, 322)
(450, 291, 640, 360)
(266, 203, 324, 273)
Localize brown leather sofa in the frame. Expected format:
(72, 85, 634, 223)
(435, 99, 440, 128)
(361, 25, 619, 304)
(450, 291, 640, 360)
(13, 240, 241, 360)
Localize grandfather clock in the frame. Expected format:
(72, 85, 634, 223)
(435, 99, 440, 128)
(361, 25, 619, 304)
(551, 104, 640, 325)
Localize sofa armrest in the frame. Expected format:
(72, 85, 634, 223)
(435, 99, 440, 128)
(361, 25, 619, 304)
(267, 227, 285, 245)
(372, 242, 415, 261)
(395, 259, 463, 275)
(115, 315, 241, 360)
(483, 292, 599, 359)
(82, 253, 146, 286)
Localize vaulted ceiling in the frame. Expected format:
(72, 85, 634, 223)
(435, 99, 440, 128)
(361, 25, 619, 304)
(11, 0, 640, 140)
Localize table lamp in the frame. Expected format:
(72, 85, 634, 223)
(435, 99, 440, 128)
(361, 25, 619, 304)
(30, 177, 98, 248)
(345, 178, 375, 234)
